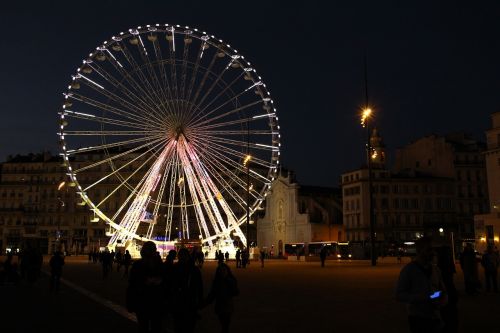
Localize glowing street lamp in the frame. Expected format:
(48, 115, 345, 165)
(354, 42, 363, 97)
(360, 108, 372, 128)
(360, 106, 377, 267)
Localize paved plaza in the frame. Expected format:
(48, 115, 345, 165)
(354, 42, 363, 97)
(1, 256, 498, 333)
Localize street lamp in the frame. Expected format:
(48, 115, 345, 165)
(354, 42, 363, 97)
(56, 181, 66, 253)
(361, 107, 377, 266)
(243, 154, 252, 250)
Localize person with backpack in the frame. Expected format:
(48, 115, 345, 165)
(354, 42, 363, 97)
(205, 263, 239, 333)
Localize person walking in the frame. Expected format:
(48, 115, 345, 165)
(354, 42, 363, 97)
(49, 250, 65, 293)
(235, 249, 241, 268)
(459, 243, 480, 295)
(481, 245, 499, 292)
(320, 246, 328, 268)
(101, 249, 112, 279)
(435, 245, 459, 333)
(122, 250, 132, 278)
(171, 248, 203, 333)
(396, 237, 447, 333)
(260, 250, 265, 268)
(205, 263, 239, 333)
(224, 251, 230, 263)
(126, 241, 164, 333)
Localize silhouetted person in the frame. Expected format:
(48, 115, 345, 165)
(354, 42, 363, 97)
(205, 263, 239, 333)
(320, 246, 327, 267)
(115, 250, 123, 272)
(172, 248, 203, 333)
(123, 250, 132, 278)
(396, 237, 447, 333)
(163, 250, 177, 317)
(126, 241, 164, 333)
(235, 249, 241, 268)
(481, 245, 499, 292)
(224, 251, 229, 262)
(260, 250, 265, 268)
(459, 243, 479, 295)
(435, 245, 458, 333)
(22, 245, 43, 284)
(2, 253, 19, 285)
(101, 249, 112, 279)
(49, 251, 65, 293)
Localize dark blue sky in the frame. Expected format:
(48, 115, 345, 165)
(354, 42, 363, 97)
(1, 0, 499, 186)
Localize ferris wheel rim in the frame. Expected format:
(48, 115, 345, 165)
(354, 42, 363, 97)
(59, 23, 281, 246)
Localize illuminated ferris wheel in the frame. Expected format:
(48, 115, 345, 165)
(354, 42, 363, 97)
(58, 24, 280, 251)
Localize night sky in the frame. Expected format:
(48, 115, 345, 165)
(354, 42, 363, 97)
(1, 0, 499, 187)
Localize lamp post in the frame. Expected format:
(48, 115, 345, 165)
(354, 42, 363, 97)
(244, 118, 252, 252)
(56, 181, 66, 253)
(361, 108, 377, 266)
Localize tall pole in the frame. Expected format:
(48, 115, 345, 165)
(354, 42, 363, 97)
(246, 118, 250, 250)
(364, 54, 377, 267)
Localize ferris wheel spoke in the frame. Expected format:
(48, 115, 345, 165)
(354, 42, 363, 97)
(177, 142, 220, 237)
(61, 110, 158, 131)
(120, 47, 173, 122)
(164, 153, 178, 241)
(65, 134, 166, 155)
(83, 138, 168, 192)
(70, 86, 164, 127)
(178, 139, 225, 234)
(185, 53, 218, 120)
(73, 137, 167, 174)
(192, 133, 278, 152)
(131, 37, 176, 119)
(147, 157, 171, 240)
(150, 38, 179, 117)
(111, 143, 174, 241)
(165, 28, 182, 121)
(184, 42, 205, 116)
(190, 86, 258, 128)
(193, 141, 266, 197)
(193, 113, 275, 131)
(182, 139, 232, 233)
(88, 60, 164, 116)
(179, 33, 192, 104)
(189, 59, 232, 120)
(97, 146, 164, 211)
(190, 71, 245, 125)
(198, 129, 276, 136)
(183, 141, 242, 233)
(63, 130, 163, 136)
(192, 136, 273, 169)
(191, 100, 264, 129)
(196, 151, 248, 210)
(98, 47, 168, 122)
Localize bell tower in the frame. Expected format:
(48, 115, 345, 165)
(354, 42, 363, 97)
(370, 128, 386, 167)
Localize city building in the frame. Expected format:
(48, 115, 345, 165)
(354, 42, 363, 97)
(0, 152, 125, 254)
(257, 170, 343, 256)
(394, 132, 488, 241)
(474, 112, 500, 252)
(342, 129, 460, 255)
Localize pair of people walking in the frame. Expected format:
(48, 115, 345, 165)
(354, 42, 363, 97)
(126, 242, 239, 333)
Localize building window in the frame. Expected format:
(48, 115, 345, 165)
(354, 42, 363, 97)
(428, 159, 432, 166)
(393, 199, 400, 209)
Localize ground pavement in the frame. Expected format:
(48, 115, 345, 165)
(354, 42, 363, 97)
(1, 256, 498, 333)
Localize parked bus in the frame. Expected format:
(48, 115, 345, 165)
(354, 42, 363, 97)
(284, 242, 305, 256)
